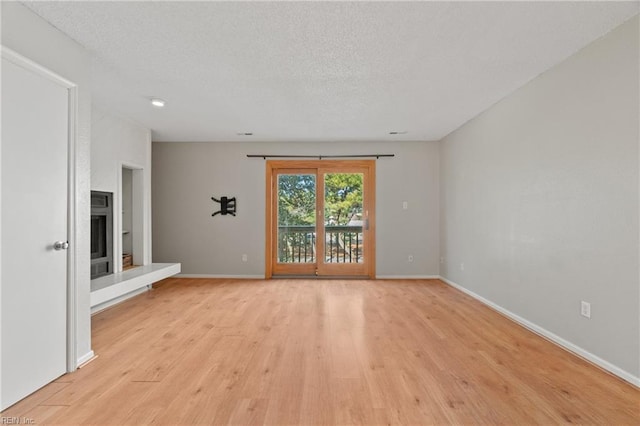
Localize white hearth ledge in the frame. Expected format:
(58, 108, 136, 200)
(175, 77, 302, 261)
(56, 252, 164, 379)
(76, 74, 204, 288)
(90, 263, 180, 312)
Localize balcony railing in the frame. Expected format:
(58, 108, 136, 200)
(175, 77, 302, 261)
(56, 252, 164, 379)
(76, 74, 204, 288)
(278, 225, 363, 264)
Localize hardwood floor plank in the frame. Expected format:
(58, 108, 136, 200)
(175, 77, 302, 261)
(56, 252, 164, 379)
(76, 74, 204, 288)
(2, 278, 638, 425)
(20, 405, 70, 425)
(0, 382, 70, 418)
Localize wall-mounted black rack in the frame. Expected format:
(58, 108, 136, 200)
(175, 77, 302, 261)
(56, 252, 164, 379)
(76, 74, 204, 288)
(247, 154, 394, 159)
(211, 196, 236, 217)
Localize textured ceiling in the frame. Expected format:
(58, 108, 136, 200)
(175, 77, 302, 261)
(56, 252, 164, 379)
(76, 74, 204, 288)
(23, 1, 639, 142)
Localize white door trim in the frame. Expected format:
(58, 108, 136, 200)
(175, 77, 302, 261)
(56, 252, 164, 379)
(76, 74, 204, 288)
(1, 46, 79, 372)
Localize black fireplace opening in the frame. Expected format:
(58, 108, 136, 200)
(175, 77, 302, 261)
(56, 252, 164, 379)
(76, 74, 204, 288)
(91, 191, 113, 279)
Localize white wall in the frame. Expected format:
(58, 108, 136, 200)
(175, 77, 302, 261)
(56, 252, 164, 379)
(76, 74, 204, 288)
(440, 16, 639, 382)
(91, 106, 152, 270)
(1, 2, 93, 365)
(152, 141, 439, 278)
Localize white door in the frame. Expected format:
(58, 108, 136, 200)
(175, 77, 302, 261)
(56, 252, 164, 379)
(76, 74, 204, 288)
(1, 56, 69, 410)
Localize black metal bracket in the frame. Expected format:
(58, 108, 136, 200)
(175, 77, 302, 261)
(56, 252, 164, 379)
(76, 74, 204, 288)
(211, 196, 236, 217)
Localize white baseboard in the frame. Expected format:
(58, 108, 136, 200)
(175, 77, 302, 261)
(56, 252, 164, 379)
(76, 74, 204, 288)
(76, 350, 95, 368)
(377, 275, 440, 279)
(175, 274, 265, 279)
(438, 276, 640, 388)
(177, 274, 442, 280)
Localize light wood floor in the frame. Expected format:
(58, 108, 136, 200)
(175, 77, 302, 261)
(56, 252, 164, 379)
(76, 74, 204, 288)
(3, 278, 638, 425)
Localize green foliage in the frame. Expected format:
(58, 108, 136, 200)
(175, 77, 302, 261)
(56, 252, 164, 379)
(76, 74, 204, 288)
(278, 174, 316, 225)
(324, 173, 363, 225)
(277, 173, 363, 226)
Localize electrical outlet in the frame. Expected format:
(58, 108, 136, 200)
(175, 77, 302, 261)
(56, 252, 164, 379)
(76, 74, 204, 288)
(402, 201, 408, 210)
(242, 254, 248, 262)
(408, 255, 414, 263)
(581, 301, 591, 319)
(460, 263, 465, 271)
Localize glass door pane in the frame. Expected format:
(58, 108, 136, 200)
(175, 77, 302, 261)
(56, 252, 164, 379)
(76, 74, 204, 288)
(323, 172, 364, 265)
(277, 173, 316, 264)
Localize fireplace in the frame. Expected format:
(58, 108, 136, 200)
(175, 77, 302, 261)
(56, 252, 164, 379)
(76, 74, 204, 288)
(91, 191, 113, 279)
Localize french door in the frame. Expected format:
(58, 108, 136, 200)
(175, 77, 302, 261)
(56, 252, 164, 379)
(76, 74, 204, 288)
(266, 160, 375, 278)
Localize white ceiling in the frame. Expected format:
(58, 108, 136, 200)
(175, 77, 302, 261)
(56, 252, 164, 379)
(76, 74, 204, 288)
(24, 1, 639, 142)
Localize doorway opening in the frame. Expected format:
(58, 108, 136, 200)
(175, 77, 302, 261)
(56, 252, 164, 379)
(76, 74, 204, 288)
(120, 165, 144, 271)
(265, 160, 376, 278)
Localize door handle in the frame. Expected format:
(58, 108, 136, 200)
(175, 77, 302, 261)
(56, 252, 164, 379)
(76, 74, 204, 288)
(53, 241, 69, 251)
(364, 219, 369, 230)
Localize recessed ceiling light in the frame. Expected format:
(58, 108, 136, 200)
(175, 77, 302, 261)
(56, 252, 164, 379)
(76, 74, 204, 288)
(236, 132, 253, 136)
(389, 131, 408, 135)
(150, 98, 166, 108)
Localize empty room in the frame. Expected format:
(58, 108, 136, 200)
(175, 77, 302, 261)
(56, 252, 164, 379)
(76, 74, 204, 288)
(1, 1, 639, 425)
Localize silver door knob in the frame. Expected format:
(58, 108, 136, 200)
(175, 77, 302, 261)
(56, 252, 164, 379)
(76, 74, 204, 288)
(53, 241, 69, 250)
